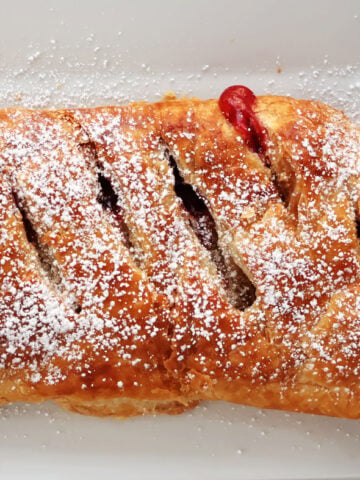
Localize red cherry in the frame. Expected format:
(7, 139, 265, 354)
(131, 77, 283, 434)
(219, 85, 268, 155)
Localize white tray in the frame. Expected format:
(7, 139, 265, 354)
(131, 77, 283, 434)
(0, 1, 360, 478)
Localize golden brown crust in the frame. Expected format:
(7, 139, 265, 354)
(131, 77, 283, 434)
(1, 92, 360, 419)
(0, 108, 192, 416)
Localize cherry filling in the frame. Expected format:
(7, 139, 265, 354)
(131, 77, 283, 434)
(168, 154, 217, 249)
(97, 172, 132, 250)
(168, 153, 256, 310)
(219, 85, 268, 156)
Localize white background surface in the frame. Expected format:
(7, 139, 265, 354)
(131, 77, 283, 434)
(0, 1, 360, 479)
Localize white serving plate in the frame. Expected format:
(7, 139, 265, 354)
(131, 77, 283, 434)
(0, 1, 360, 478)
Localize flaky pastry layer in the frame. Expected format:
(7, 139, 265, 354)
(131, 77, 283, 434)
(1, 91, 360, 419)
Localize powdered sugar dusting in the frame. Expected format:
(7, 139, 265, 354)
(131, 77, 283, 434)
(0, 109, 176, 397)
(0, 38, 360, 427)
(1, 87, 360, 417)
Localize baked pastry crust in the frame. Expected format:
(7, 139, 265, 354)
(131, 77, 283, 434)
(1, 89, 360, 419)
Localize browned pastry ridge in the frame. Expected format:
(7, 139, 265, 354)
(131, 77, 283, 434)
(1, 90, 360, 419)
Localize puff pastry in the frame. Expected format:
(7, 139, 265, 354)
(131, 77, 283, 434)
(1, 86, 360, 419)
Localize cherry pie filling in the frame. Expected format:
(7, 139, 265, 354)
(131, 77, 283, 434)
(219, 85, 269, 156)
